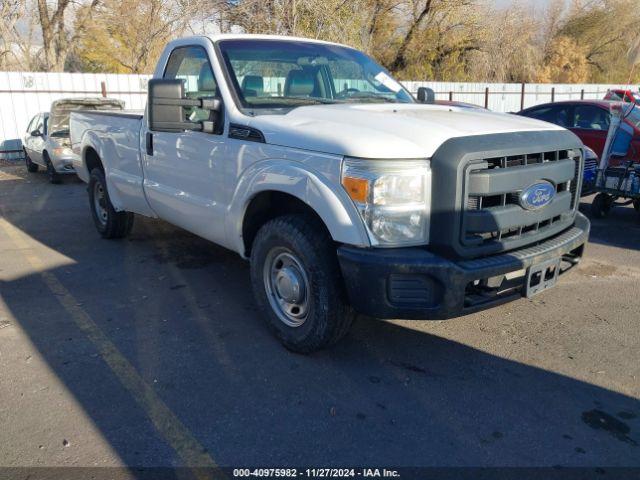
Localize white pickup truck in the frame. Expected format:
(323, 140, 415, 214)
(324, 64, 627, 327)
(70, 34, 590, 352)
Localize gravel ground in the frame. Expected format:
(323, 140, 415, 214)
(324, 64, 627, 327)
(0, 164, 638, 473)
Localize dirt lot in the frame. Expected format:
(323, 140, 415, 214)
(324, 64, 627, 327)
(0, 164, 639, 472)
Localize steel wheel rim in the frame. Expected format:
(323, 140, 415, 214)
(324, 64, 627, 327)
(93, 181, 108, 226)
(263, 248, 310, 328)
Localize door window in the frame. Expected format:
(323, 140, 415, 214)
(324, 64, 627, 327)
(524, 105, 570, 128)
(35, 115, 45, 135)
(163, 46, 218, 122)
(572, 105, 610, 131)
(26, 115, 39, 133)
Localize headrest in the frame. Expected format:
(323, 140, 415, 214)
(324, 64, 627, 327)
(284, 70, 315, 97)
(241, 75, 264, 97)
(198, 63, 217, 94)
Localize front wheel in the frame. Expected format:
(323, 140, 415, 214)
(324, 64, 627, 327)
(88, 168, 134, 239)
(250, 214, 355, 353)
(44, 152, 61, 184)
(591, 193, 612, 219)
(24, 150, 38, 173)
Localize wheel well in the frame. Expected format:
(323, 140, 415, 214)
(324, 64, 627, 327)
(242, 191, 331, 256)
(85, 147, 103, 174)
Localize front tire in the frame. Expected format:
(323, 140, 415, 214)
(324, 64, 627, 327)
(591, 193, 612, 219)
(44, 152, 61, 184)
(24, 150, 38, 173)
(250, 214, 355, 353)
(88, 168, 134, 239)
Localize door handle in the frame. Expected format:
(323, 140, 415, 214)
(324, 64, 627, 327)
(146, 132, 153, 156)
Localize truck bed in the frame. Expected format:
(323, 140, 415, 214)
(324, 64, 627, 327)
(70, 109, 153, 216)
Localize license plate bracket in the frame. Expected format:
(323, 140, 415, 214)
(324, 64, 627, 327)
(525, 257, 561, 298)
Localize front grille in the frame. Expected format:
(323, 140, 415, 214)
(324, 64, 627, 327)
(461, 149, 582, 252)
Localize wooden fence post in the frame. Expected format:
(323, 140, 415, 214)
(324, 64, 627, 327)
(449, 91, 453, 101)
(101, 81, 107, 98)
(484, 87, 489, 109)
(551, 87, 555, 103)
(520, 83, 525, 111)
(581, 89, 585, 100)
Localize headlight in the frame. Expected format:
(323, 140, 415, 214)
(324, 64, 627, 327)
(341, 158, 430, 246)
(53, 147, 73, 156)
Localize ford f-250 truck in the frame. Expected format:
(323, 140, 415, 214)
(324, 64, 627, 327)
(70, 34, 590, 353)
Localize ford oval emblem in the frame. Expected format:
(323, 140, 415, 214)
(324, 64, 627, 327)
(519, 181, 555, 210)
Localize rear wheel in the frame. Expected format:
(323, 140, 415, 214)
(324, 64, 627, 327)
(44, 152, 61, 184)
(591, 193, 612, 219)
(24, 149, 38, 173)
(88, 168, 134, 239)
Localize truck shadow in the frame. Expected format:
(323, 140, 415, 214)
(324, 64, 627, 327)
(1, 167, 639, 469)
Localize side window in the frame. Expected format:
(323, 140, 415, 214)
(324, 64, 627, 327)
(524, 106, 570, 128)
(35, 115, 45, 134)
(27, 115, 38, 133)
(572, 105, 610, 131)
(164, 46, 217, 122)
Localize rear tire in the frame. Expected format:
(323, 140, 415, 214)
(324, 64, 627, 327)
(44, 152, 61, 184)
(24, 150, 38, 173)
(250, 214, 355, 353)
(591, 193, 612, 219)
(88, 167, 134, 239)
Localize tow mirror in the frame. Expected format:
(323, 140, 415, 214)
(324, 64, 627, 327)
(148, 79, 221, 134)
(31, 129, 42, 137)
(417, 87, 435, 104)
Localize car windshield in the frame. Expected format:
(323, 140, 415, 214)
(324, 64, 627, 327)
(218, 39, 414, 111)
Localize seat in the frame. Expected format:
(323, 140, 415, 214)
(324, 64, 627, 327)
(284, 70, 317, 97)
(241, 75, 264, 97)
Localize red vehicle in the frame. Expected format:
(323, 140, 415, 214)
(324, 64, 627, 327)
(518, 100, 640, 166)
(604, 89, 640, 104)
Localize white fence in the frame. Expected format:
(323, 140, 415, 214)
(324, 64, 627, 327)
(0, 70, 633, 160)
(0, 71, 151, 159)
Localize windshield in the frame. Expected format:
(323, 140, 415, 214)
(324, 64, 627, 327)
(218, 39, 414, 110)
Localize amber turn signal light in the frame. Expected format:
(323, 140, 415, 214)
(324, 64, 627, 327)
(342, 176, 369, 203)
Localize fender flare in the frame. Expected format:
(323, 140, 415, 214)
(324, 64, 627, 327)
(79, 132, 126, 211)
(226, 159, 371, 256)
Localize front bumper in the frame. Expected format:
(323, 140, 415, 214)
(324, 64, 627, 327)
(337, 213, 590, 320)
(51, 154, 77, 174)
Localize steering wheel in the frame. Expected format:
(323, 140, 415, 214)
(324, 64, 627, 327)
(336, 87, 360, 99)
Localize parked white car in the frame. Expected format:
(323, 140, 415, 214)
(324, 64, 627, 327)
(23, 98, 123, 183)
(70, 34, 590, 352)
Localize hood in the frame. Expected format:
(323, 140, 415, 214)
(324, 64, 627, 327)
(246, 103, 564, 159)
(49, 98, 124, 136)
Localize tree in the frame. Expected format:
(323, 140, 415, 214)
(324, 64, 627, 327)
(537, 35, 589, 83)
(74, 0, 210, 73)
(0, 0, 40, 70)
(36, 0, 99, 71)
(557, 0, 640, 82)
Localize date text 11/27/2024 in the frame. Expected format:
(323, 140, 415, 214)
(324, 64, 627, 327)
(232, 468, 401, 478)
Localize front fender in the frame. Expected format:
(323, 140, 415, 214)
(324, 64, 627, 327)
(227, 159, 371, 256)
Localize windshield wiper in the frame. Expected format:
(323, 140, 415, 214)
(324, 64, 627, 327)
(338, 94, 397, 103)
(259, 96, 337, 106)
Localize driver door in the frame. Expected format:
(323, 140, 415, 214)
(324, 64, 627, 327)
(143, 45, 227, 244)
